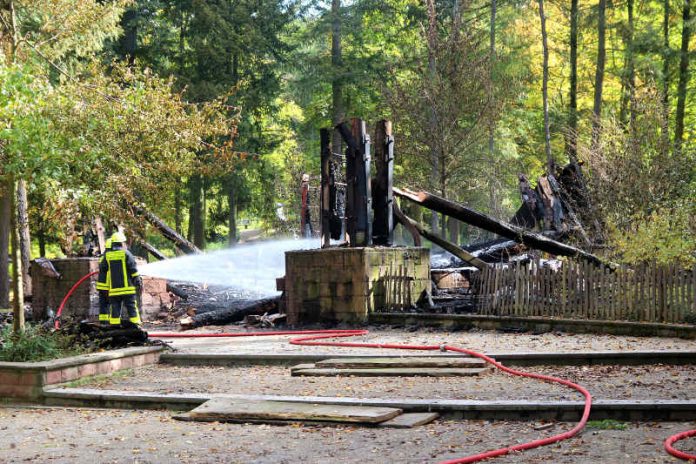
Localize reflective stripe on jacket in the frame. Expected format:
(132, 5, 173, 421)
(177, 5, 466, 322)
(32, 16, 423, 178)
(96, 253, 111, 291)
(100, 248, 139, 296)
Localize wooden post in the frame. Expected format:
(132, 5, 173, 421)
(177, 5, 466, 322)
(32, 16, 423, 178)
(320, 129, 331, 248)
(373, 120, 394, 246)
(353, 118, 372, 246)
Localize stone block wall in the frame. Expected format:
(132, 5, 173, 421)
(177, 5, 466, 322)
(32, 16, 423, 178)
(31, 258, 100, 321)
(285, 247, 430, 325)
(140, 276, 170, 320)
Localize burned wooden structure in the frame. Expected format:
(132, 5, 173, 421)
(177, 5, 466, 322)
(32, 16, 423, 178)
(319, 118, 395, 248)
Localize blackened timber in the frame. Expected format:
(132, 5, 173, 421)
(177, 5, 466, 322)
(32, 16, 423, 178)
(320, 129, 331, 248)
(392, 203, 422, 247)
(373, 120, 394, 246)
(127, 202, 201, 254)
(393, 187, 607, 267)
(181, 297, 280, 328)
(397, 209, 489, 270)
(138, 240, 168, 261)
(344, 124, 356, 245)
(353, 118, 372, 246)
(335, 122, 362, 153)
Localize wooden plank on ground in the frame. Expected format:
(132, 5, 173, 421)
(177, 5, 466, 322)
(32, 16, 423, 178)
(378, 412, 440, 428)
(291, 367, 490, 377)
(177, 398, 402, 424)
(313, 357, 486, 369)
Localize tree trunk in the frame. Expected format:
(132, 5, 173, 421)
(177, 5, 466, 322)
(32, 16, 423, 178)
(188, 174, 205, 249)
(174, 184, 182, 235)
(119, 8, 138, 65)
(618, 0, 637, 142)
(331, 0, 344, 157)
(16, 179, 31, 297)
(566, 0, 579, 163)
(426, 0, 440, 234)
(9, 177, 23, 332)
(674, 0, 691, 153)
(539, 0, 552, 171)
(661, 0, 671, 153)
(0, 183, 10, 309)
(37, 228, 46, 258)
(591, 0, 607, 151)
(488, 0, 498, 218)
(227, 181, 237, 246)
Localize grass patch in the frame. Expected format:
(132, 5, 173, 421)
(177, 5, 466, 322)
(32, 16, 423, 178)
(0, 325, 88, 362)
(586, 419, 629, 430)
(62, 368, 135, 388)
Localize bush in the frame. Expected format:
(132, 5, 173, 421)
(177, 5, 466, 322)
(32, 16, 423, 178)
(0, 325, 84, 362)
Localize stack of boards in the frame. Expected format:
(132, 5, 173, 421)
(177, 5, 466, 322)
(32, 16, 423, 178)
(175, 398, 439, 428)
(291, 356, 491, 377)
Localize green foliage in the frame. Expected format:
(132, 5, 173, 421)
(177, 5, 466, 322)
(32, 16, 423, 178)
(0, 325, 85, 362)
(608, 208, 696, 266)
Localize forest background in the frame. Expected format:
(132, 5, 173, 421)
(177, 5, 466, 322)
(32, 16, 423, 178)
(0, 0, 695, 311)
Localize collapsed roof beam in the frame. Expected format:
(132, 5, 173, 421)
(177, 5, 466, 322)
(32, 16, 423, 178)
(393, 187, 607, 267)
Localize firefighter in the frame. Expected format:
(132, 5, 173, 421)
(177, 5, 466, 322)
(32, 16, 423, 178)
(96, 238, 113, 325)
(100, 231, 142, 326)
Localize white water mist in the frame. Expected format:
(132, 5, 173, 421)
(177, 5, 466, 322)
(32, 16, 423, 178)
(140, 238, 320, 297)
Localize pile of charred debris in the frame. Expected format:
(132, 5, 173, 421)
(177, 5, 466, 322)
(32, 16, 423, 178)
(158, 282, 283, 329)
(417, 162, 604, 315)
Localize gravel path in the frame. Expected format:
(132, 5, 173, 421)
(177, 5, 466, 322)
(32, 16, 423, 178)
(77, 363, 695, 401)
(0, 407, 693, 463)
(151, 326, 696, 355)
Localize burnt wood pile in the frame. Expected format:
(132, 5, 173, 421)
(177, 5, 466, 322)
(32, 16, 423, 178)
(162, 282, 280, 329)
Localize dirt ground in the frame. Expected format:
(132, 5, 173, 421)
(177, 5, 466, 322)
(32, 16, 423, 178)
(81, 363, 696, 402)
(150, 325, 696, 355)
(0, 407, 693, 463)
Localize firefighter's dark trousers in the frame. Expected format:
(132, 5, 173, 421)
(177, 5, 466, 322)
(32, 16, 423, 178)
(109, 293, 141, 325)
(98, 290, 110, 324)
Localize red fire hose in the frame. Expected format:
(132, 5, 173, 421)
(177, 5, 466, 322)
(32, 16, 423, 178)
(54, 271, 99, 330)
(665, 429, 696, 461)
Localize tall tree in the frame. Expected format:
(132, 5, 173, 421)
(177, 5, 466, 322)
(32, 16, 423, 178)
(662, 0, 671, 152)
(426, 0, 440, 234)
(539, 0, 552, 171)
(674, 0, 691, 153)
(0, 187, 9, 309)
(591, 0, 607, 151)
(566, 0, 579, 163)
(331, 0, 344, 158)
(620, 0, 636, 135)
(488, 0, 500, 218)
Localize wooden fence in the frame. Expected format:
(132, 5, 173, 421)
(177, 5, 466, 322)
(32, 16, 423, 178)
(474, 260, 696, 324)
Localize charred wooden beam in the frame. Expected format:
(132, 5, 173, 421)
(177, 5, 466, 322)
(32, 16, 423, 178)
(127, 201, 201, 254)
(396, 208, 489, 270)
(373, 120, 394, 246)
(394, 187, 607, 267)
(392, 202, 421, 247)
(137, 240, 167, 261)
(180, 297, 280, 328)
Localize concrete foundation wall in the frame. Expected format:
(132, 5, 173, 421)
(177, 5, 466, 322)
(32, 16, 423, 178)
(285, 247, 430, 325)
